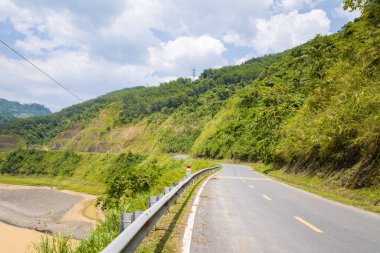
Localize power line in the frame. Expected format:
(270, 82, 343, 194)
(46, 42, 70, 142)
(0, 39, 83, 102)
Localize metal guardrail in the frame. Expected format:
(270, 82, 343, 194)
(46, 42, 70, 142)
(101, 165, 221, 253)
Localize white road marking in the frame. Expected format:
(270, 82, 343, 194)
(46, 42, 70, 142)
(262, 194, 272, 201)
(182, 172, 219, 253)
(249, 185, 255, 189)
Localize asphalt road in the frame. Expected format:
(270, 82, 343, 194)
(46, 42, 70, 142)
(190, 164, 380, 253)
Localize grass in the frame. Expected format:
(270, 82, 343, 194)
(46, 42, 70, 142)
(74, 207, 126, 252)
(246, 162, 380, 214)
(33, 234, 76, 253)
(0, 174, 104, 194)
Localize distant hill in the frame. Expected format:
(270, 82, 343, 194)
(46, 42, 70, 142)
(0, 98, 51, 122)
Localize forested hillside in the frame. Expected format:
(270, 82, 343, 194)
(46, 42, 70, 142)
(0, 1, 379, 189)
(0, 54, 282, 147)
(0, 98, 51, 122)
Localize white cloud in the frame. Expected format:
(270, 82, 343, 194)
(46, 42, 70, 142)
(157, 0, 274, 37)
(273, 0, 327, 11)
(251, 9, 331, 54)
(223, 31, 249, 47)
(0, 0, 84, 57)
(96, 0, 163, 63)
(279, 0, 306, 10)
(333, 3, 361, 21)
(148, 35, 226, 75)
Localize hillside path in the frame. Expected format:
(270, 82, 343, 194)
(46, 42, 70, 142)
(189, 164, 380, 253)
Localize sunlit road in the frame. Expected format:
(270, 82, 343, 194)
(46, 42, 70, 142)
(189, 164, 380, 253)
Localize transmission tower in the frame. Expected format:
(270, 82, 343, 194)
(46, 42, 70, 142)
(191, 67, 196, 80)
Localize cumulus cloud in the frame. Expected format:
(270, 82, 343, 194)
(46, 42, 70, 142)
(223, 31, 249, 47)
(277, 0, 307, 10)
(157, 0, 274, 37)
(148, 35, 226, 75)
(251, 9, 331, 55)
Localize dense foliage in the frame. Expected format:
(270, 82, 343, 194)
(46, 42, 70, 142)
(0, 149, 80, 176)
(0, 98, 51, 122)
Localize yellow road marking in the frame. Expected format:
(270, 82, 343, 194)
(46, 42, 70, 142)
(249, 185, 255, 189)
(294, 216, 324, 233)
(262, 194, 271, 200)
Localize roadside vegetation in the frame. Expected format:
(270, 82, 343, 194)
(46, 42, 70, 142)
(0, 148, 212, 252)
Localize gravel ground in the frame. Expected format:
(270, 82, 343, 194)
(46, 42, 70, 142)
(0, 188, 94, 239)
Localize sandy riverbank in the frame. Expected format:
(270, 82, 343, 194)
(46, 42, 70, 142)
(0, 184, 100, 252)
(0, 221, 49, 253)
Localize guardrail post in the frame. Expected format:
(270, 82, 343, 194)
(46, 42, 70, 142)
(134, 210, 144, 220)
(148, 196, 158, 208)
(119, 212, 133, 234)
(119, 210, 145, 234)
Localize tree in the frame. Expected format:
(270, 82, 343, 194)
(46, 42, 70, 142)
(343, 0, 380, 24)
(343, 0, 365, 11)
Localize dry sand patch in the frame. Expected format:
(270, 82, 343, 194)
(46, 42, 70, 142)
(0, 221, 49, 253)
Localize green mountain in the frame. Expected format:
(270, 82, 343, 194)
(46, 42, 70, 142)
(0, 98, 51, 122)
(0, 5, 379, 190)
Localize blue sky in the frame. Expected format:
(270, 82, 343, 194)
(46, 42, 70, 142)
(0, 0, 360, 111)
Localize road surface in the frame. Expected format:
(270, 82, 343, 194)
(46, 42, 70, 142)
(189, 164, 380, 253)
